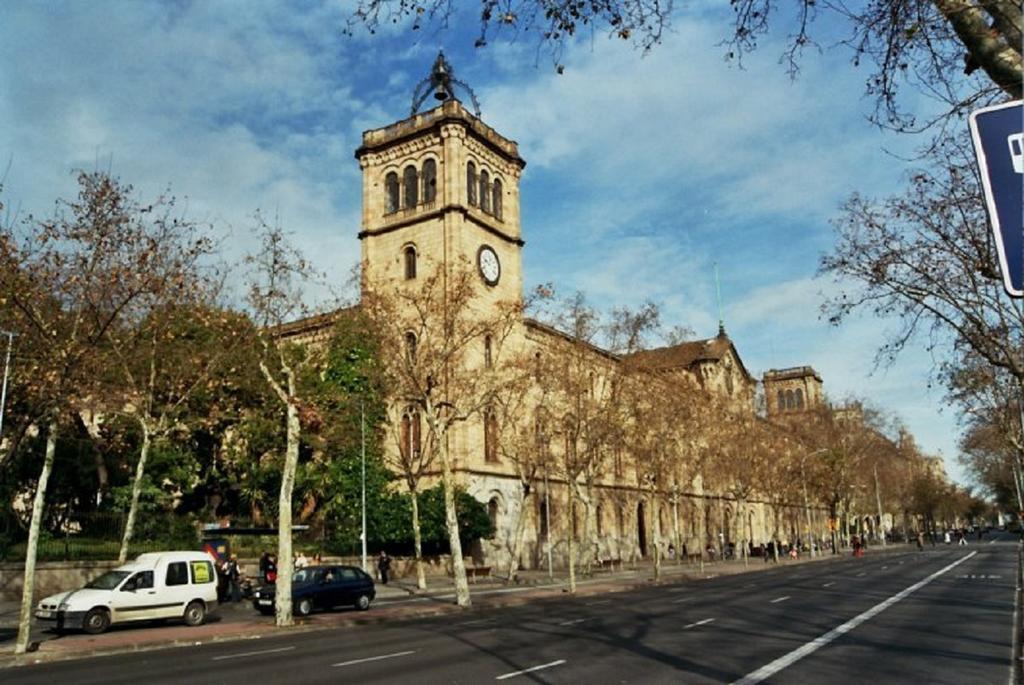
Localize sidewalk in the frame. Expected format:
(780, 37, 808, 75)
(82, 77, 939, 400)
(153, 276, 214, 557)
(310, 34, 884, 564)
(0, 544, 911, 666)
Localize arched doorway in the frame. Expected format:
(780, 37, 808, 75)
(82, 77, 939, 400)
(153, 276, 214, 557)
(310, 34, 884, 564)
(637, 501, 647, 557)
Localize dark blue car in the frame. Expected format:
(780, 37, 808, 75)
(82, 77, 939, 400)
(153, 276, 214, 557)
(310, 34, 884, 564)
(253, 565, 375, 616)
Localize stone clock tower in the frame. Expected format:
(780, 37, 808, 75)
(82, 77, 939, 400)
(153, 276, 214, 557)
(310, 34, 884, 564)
(355, 54, 526, 307)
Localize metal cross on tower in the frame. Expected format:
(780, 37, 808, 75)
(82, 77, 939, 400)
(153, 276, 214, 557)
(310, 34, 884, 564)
(411, 51, 481, 118)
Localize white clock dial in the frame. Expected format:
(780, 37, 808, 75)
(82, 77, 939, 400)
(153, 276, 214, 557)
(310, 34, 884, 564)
(478, 246, 500, 285)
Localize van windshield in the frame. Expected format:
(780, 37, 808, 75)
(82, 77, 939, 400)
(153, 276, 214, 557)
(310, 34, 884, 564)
(84, 571, 132, 590)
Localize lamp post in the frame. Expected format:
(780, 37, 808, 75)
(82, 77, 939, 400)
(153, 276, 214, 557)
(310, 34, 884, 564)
(360, 400, 368, 574)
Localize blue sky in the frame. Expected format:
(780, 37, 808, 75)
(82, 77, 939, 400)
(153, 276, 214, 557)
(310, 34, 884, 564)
(0, 2, 967, 482)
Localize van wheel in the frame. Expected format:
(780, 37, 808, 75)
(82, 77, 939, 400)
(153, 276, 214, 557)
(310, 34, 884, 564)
(354, 594, 371, 611)
(296, 598, 313, 617)
(183, 601, 206, 627)
(83, 608, 110, 635)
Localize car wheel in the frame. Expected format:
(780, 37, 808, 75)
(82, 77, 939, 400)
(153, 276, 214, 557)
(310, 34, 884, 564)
(183, 601, 206, 627)
(82, 607, 110, 635)
(296, 598, 313, 617)
(354, 594, 371, 611)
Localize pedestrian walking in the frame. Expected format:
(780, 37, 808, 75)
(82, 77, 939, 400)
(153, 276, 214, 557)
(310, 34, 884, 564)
(295, 551, 309, 569)
(667, 543, 676, 560)
(377, 551, 392, 584)
(916, 531, 924, 550)
(943, 530, 951, 544)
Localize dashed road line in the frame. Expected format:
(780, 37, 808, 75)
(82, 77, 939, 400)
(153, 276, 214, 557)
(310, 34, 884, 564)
(857, 572, 866, 577)
(586, 599, 611, 606)
(496, 660, 567, 680)
(212, 646, 295, 661)
(731, 551, 977, 685)
(559, 618, 590, 626)
(672, 596, 696, 604)
(454, 618, 493, 627)
(333, 650, 416, 668)
(822, 582, 835, 588)
(770, 596, 790, 604)
(683, 618, 716, 629)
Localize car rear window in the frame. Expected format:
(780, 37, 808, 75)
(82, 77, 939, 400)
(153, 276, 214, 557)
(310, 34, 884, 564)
(190, 560, 214, 584)
(166, 562, 189, 586)
(339, 568, 358, 580)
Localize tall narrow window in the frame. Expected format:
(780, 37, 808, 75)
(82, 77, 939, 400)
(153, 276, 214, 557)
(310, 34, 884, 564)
(385, 172, 400, 213)
(488, 497, 500, 526)
(795, 388, 805, 409)
(785, 389, 795, 410)
(403, 165, 419, 208)
(484, 334, 493, 369)
(405, 332, 417, 364)
(401, 407, 421, 459)
(777, 390, 785, 412)
(422, 158, 437, 203)
(404, 245, 417, 280)
(539, 497, 549, 540)
(492, 178, 502, 219)
(479, 170, 491, 213)
(467, 161, 477, 206)
(484, 409, 499, 463)
(596, 504, 604, 536)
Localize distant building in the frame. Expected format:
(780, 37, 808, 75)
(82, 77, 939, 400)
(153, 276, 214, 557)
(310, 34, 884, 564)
(763, 366, 823, 416)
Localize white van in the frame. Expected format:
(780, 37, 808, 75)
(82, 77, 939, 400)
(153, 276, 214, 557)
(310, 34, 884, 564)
(34, 551, 219, 634)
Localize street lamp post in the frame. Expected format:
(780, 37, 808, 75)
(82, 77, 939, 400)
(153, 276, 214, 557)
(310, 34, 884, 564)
(360, 400, 368, 574)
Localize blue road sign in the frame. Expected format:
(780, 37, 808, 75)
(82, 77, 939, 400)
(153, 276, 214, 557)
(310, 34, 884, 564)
(969, 100, 1023, 298)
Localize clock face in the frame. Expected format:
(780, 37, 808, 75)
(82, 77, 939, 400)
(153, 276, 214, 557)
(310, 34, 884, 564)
(478, 245, 500, 285)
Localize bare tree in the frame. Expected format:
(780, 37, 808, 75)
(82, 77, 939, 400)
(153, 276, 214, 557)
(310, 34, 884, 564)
(363, 263, 521, 607)
(0, 172, 189, 653)
(245, 216, 327, 627)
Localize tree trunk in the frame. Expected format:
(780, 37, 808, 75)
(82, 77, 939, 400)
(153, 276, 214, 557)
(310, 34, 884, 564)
(439, 433, 470, 607)
(566, 484, 577, 594)
(506, 484, 530, 583)
(15, 417, 58, 655)
(275, 388, 301, 627)
(934, 0, 1023, 98)
(651, 487, 662, 582)
(119, 420, 152, 564)
(410, 488, 427, 590)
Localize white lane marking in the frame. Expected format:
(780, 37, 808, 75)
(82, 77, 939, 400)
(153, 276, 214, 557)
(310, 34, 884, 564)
(586, 599, 611, 606)
(496, 659, 567, 680)
(668, 587, 688, 593)
(683, 618, 716, 629)
(455, 618, 492, 627)
(881, 566, 888, 570)
(857, 572, 866, 577)
(672, 596, 695, 604)
(559, 617, 589, 626)
(822, 582, 835, 588)
(212, 646, 295, 661)
(333, 650, 416, 668)
(990, 539, 997, 544)
(770, 596, 790, 604)
(744, 583, 758, 589)
(731, 551, 977, 685)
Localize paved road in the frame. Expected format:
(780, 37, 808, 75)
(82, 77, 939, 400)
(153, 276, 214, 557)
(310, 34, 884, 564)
(4, 533, 1017, 684)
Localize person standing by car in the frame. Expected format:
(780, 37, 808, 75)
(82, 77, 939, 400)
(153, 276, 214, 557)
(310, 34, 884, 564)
(224, 554, 242, 602)
(259, 552, 271, 583)
(377, 551, 392, 584)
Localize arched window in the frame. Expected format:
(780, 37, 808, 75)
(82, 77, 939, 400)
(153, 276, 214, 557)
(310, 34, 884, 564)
(785, 389, 795, 410)
(467, 161, 477, 206)
(484, 334, 493, 369)
(795, 388, 804, 409)
(403, 245, 417, 280)
(479, 169, 491, 213)
(617, 506, 626, 536)
(403, 165, 419, 208)
(488, 496, 500, 526)
(405, 332, 417, 364)
(539, 496, 550, 540)
(596, 504, 604, 536)
(492, 178, 502, 219)
(484, 409, 499, 463)
(385, 172, 400, 214)
(534, 351, 542, 379)
(400, 407, 421, 459)
(777, 390, 786, 412)
(422, 158, 437, 203)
